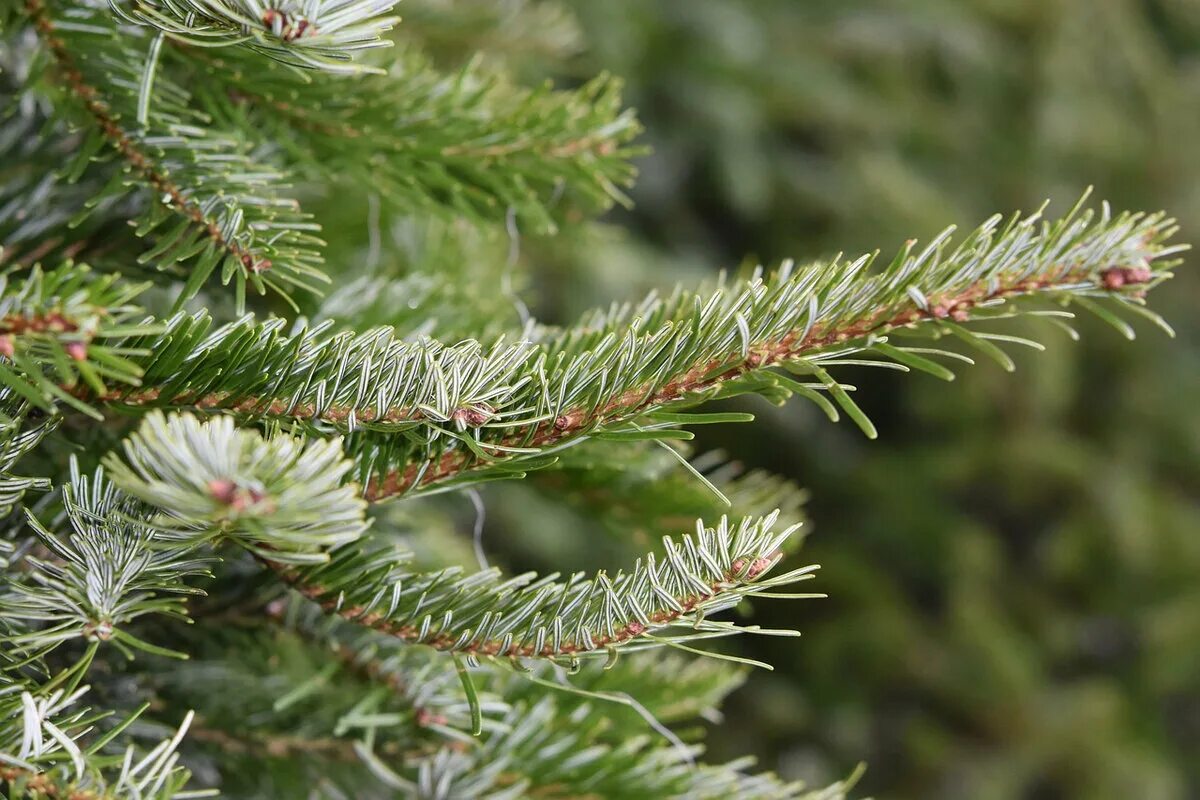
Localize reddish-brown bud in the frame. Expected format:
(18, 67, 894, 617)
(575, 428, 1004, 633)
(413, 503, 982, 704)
(1127, 265, 1153, 284)
(452, 405, 493, 427)
(731, 552, 779, 581)
(208, 478, 238, 505)
(1101, 269, 1126, 290)
(65, 341, 87, 361)
(415, 708, 448, 727)
(83, 620, 114, 641)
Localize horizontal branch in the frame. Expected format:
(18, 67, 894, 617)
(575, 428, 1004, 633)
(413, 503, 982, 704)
(96, 420, 815, 662)
(113, 0, 401, 74)
(360, 203, 1180, 500)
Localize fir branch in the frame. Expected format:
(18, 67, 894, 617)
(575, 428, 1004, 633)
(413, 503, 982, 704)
(23, 199, 1179, 500)
(0, 397, 57, 516)
(102, 411, 369, 564)
(1, 463, 212, 660)
(159, 611, 477, 746)
(354, 692, 849, 800)
(357, 199, 1183, 500)
(113, 0, 401, 74)
(0, 264, 156, 417)
(272, 511, 811, 661)
(0, 66, 138, 271)
(188, 44, 641, 233)
(97, 417, 811, 659)
(23, 0, 325, 310)
(0, 687, 202, 800)
(92, 315, 535, 431)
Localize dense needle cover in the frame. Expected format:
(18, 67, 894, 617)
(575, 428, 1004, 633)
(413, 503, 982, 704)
(0, 1, 1188, 798)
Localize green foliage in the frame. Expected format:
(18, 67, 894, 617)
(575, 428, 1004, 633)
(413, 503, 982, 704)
(114, 0, 402, 74)
(0, 264, 155, 417)
(105, 411, 368, 563)
(0, 1, 1190, 798)
(3, 462, 211, 662)
(558, 1, 1200, 796)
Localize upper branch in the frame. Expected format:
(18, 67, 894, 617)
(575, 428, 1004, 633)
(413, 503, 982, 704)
(22, 0, 325, 310)
(356, 199, 1184, 500)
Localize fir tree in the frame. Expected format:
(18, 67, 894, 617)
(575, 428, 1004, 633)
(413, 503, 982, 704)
(0, 2, 1188, 798)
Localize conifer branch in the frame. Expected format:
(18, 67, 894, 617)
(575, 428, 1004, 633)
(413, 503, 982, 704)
(0, 264, 156, 417)
(357, 199, 1183, 500)
(188, 45, 641, 232)
(0, 85, 136, 271)
(0, 688, 201, 800)
(99, 412, 816, 662)
(113, 0, 402, 74)
(102, 412, 368, 564)
(352, 691, 851, 800)
(1, 463, 212, 661)
(27, 0, 268, 273)
(0, 397, 57, 516)
(22, 0, 325, 310)
(272, 510, 811, 661)
(0, 201, 1181, 502)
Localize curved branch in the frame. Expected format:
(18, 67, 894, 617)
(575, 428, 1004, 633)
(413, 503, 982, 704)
(270, 512, 813, 661)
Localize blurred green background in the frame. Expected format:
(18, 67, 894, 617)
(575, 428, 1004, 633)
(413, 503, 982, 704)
(507, 1, 1200, 798)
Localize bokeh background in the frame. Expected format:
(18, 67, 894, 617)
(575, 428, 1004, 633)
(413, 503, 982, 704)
(474, 2, 1200, 798)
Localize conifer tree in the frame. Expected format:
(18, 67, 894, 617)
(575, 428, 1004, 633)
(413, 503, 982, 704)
(0, 2, 1187, 798)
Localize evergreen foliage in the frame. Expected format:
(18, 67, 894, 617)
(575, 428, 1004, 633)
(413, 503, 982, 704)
(0, 1, 1188, 798)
